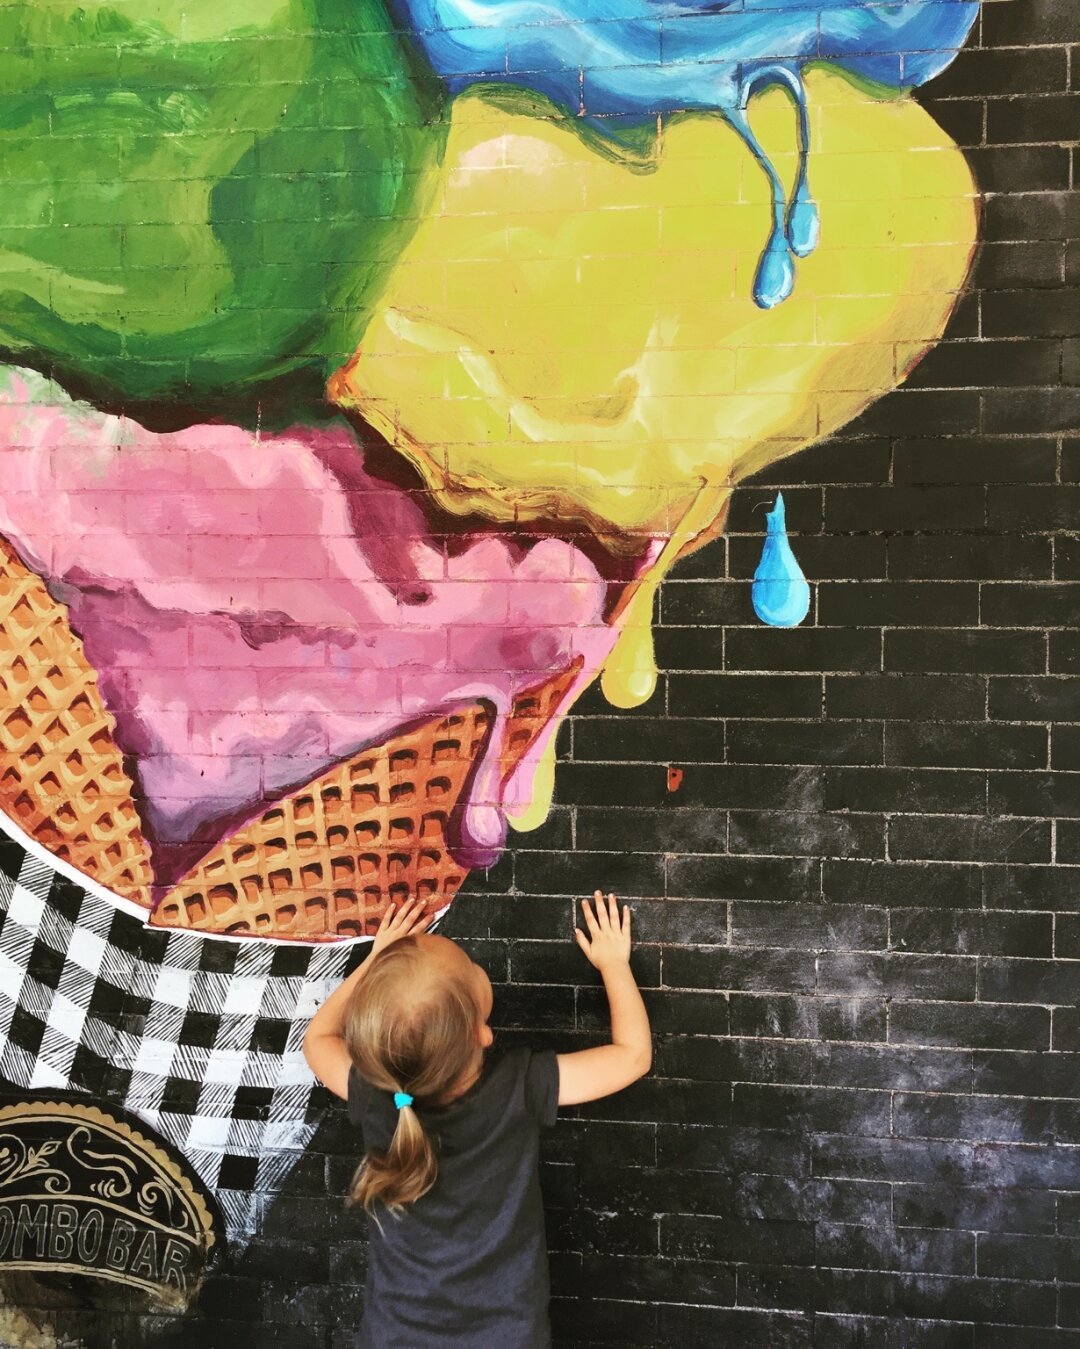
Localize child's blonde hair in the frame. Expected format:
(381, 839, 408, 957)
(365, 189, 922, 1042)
(343, 936, 484, 1214)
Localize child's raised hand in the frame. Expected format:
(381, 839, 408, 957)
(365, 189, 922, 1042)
(371, 896, 432, 956)
(574, 890, 632, 972)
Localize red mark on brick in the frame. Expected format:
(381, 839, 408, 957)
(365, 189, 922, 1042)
(667, 766, 683, 793)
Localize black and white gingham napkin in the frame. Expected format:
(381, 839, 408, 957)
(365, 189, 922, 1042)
(0, 829, 354, 1251)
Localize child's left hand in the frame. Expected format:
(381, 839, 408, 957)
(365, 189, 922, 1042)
(371, 896, 433, 956)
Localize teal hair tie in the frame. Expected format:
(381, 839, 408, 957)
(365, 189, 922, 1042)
(394, 1091, 413, 1110)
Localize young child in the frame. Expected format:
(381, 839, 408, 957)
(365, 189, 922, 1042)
(303, 890, 652, 1348)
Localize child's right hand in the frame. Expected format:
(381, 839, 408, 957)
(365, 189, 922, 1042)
(574, 890, 632, 972)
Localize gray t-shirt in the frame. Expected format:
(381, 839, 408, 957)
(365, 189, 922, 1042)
(347, 1047, 560, 1348)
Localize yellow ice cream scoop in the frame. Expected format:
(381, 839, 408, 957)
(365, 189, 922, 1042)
(329, 68, 977, 552)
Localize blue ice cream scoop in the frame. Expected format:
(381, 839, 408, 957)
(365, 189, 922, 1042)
(752, 492, 811, 628)
(390, 0, 979, 308)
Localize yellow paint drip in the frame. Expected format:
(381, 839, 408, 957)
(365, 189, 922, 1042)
(602, 599, 659, 709)
(602, 481, 732, 709)
(505, 734, 558, 832)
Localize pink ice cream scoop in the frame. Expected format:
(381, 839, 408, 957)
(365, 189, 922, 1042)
(0, 371, 641, 890)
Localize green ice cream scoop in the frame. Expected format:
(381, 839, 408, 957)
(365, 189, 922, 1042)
(0, 0, 445, 412)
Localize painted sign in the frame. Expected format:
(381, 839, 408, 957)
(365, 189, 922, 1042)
(0, 1097, 219, 1307)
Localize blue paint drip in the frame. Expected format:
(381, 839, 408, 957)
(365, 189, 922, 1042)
(752, 492, 810, 628)
(389, 1, 978, 308)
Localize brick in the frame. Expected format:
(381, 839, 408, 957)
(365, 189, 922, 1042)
(654, 624, 724, 672)
(561, 1253, 735, 1309)
(660, 1038, 812, 1088)
(824, 860, 983, 910)
(895, 1093, 1080, 1146)
(828, 675, 986, 721)
(730, 902, 887, 952)
(819, 582, 979, 628)
(884, 629, 1045, 675)
(968, 143, 1072, 193)
(907, 337, 1064, 388)
(989, 675, 1080, 720)
(972, 1049, 1080, 1098)
(726, 720, 882, 766)
(549, 1296, 658, 1346)
(974, 240, 1067, 290)
(893, 436, 1058, 485)
(669, 673, 822, 718)
(1051, 627, 1080, 671)
(888, 534, 1052, 582)
(511, 850, 665, 899)
(982, 191, 1080, 243)
(932, 46, 1069, 97)
(665, 853, 820, 902)
(982, 0, 1080, 44)
(983, 289, 1080, 339)
(1056, 820, 1080, 863)
(571, 716, 724, 764)
(723, 627, 880, 673)
(988, 771, 1080, 817)
(977, 1233, 1080, 1282)
(888, 1002, 1050, 1052)
(982, 583, 1080, 626)
(575, 806, 728, 853)
(818, 1224, 976, 1279)
(647, 764, 826, 813)
(616, 897, 729, 945)
(885, 722, 1047, 770)
(824, 487, 986, 532)
(889, 815, 1052, 864)
(728, 810, 885, 859)
(509, 939, 660, 989)
(891, 1184, 1057, 1235)
(556, 761, 694, 807)
(811, 1135, 977, 1186)
(1054, 725, 1080, 768)
(734, 1174, 891, 1226)
(982, 864, 1079, 911)
(660, 579, 743, 625)
(730, 1084, 891, 1137)
(1058, 534, 1080, 574)
(824, 767, 986, 814)
(654, 1305, 811, 1348)
(986, 96, 1080, 146)
(981, 955, 1080, 1009)
(810, 1041, 973, 1092)
(982, 391, 1080, 437)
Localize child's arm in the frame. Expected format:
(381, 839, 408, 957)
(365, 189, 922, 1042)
(556, 891, 653, 1106)
(302, 898, 431, 1100)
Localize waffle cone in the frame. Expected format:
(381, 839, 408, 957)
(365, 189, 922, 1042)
(0, 531, 579, 940)
(0, 538, 153, 905)
(153, 665, 579, 941)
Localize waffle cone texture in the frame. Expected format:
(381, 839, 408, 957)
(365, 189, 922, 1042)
(0, 536, 577, 941)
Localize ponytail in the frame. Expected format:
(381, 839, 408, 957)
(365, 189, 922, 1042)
(343, 938, 484, 1215)
(348, 1100, 437, 1214)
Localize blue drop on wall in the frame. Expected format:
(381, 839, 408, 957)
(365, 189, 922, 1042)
(752, 492, 811, 628)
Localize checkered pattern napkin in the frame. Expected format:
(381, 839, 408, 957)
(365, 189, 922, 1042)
(0, 832, 354, 1251)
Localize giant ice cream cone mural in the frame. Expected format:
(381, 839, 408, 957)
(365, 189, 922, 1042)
(0, 0, 978, 1320)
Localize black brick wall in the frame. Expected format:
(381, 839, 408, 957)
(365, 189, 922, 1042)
(148, 2, 1079, 1345)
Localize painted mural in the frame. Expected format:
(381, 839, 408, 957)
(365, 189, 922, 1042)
(0, 0, 979, 1326)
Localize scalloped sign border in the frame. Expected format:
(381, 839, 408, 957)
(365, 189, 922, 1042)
(0, 1096, 221, 1308)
